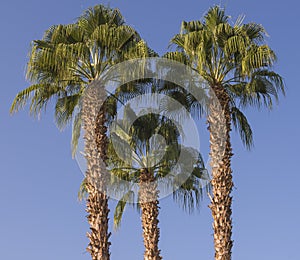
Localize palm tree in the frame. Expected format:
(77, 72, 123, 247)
(164, 6, 285, 260)
(106, 105, 208, 260)
(10, 5, 151, 260)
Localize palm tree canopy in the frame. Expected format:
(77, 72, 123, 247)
(164, 5, 285, 148)
(10, 4, 154, 155)
(105, 105, 210, 228)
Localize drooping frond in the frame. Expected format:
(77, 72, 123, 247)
(242, 23, 266, 43)
(168, 5, 285, 148)
(10, 84, 48, 113)
(78, 178, 88, 201)
(224, 35, 249, 57)
(71, 110, 82, 158)
(55, 94, 81, 130)
(172, 150, 210, 212)
(11, 4, 153, 124)
(231, 106, 253, 149)
(106, 102, 209, 218)
(241, 45, 277, 76)
(162, 51, 190, 65)
(229, 69, 285, 109)
(113, 190, 135, 229)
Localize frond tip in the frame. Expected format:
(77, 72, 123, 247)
(113, 190, 134, 229)
(231, 107, 253, 149)
(78, 179, 88, 201)
(10, 84, 45, 114)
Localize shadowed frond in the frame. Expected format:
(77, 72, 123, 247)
(71, 110, 82, 158)
(55, 94, 81, 130)
(162, 51, 190, 65)
(231, 107, 253, 149)
(113, 190, 135, 229)
(181, 20, 203, 33)
(78, 178, 88, 201)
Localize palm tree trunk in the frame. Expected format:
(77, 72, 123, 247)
(82, 86, 111, 260)
(139, 169, 162, 260)
(208, 85, 233, 260)
(85, 183, 111, 260)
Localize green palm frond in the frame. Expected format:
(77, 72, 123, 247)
(224, 35, 248, 57)
(107, 105, 209, 221)
(242, 23, 266, 42)
(78, 178, 88, 201)
(231, 107, 253, 149)
(204, 5, 228, 30)
(71, 110, 82, 158)
(181, 20, 203, 33)
(11, 3, 154, 151)
(162, 51, 190, 65)
(55, 94, 81, 130)
(172, 151, 210, 213)
(10, 84, 48, 113)
(168, 5, 285, 148)
(242, 45, 277, 76)
(28, 85, 63, 116)
(113, 190, 135, 229)
(254, 69, 285, 95)
(78, 5, 124, 35)
(232, 70, 284, 109)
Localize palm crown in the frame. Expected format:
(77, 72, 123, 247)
(105, 105, 209, 227)
(165, 5, 285, 147)
(10, 5, 151, 139)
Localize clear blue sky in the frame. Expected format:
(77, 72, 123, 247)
(1, 0, 299, 259)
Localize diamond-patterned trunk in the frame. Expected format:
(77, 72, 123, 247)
(208, 85, 234, 260)
(139, 169, 162, 260)
(82, 86, 111, 260)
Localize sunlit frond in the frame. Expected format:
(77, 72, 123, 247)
(168, 5, 285, 148)
(10, 84, 48, 113)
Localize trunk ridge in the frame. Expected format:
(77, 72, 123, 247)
(139, 169, 162, 260)
(82, 86, 111, 260)
(208, 85, 234, 260)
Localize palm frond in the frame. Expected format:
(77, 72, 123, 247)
(162, 51, 189, 65)
(181, 20, 203, 33)
(242, 23, 266, 42)
(78, 178, 88, 201)
(204, 6, 228, 30)
(10, 84, 48, 113)
(231, 106, 253, 149)
(55, 94, 81, 130)
(241, 45, 277, 76)
(113, 190, 134, 229)
(169, 5, 285, 149)
(71, 110, 82, 157)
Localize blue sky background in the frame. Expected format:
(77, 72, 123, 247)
(1, 0, 299, 259)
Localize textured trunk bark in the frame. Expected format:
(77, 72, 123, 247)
(82, 86, 111, 260)
(208, 85, 233, 260)
(85, 183, 111, 260)
(139, 169, 162, 260)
